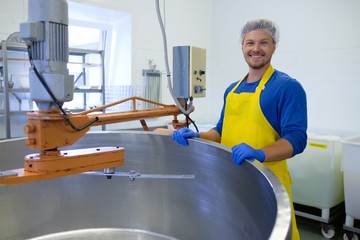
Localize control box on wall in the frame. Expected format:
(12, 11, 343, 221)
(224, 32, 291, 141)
(173, 46, 206, 99)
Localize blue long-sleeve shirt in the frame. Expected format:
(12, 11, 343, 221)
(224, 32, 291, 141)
(213, 69, 308, 156)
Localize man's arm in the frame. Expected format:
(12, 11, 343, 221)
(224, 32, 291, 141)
(262, 138, 294, 162)
(199, 129, 221, 143)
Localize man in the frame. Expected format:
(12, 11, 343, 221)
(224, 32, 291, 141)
(172, 19, 307, 240)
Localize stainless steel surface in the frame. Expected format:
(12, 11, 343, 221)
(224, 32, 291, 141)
(28, 228, 177, 240)
(0, 131, 291, 240)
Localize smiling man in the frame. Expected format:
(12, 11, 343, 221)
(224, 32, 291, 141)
(172, 19, 307, 240)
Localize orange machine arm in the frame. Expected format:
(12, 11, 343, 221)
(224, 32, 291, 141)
(0, 97, 190, 185)
(24, 96, 184, 151)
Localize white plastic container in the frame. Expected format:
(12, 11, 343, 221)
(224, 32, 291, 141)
(287, 133, 344, 219)
(341, 136, 360, 226)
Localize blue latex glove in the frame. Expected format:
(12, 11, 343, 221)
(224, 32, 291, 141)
(231, 143, 265, 165)
(172, 128, 199, 146)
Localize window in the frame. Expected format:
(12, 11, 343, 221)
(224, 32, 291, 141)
(67, 1, 132, 110)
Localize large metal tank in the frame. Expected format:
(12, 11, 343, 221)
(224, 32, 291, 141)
(0, 131, 291, 240)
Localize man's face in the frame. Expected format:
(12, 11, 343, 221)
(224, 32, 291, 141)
(242, 30, 276, 70)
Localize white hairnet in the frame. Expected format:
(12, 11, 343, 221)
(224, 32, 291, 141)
(240, 19, 279, 44)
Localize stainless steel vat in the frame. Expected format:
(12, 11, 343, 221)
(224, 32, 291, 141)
(0, 131, 291, 240)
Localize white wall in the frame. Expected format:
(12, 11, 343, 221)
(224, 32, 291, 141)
(1, 0, 359, 134)
(0, 0, 212, 129)
(209, 0, 360, 135)
(0, 0, 27, 40)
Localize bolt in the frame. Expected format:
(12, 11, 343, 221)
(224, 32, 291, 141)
(24, 125, 35, 134)
(25, 138, 35, 145)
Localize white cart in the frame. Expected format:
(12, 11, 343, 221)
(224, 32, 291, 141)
(287, 133, 344, 239)
(341, 136, 360, 240)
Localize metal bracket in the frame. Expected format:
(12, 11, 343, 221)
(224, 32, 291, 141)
(0, 170, 18, 178)
(84, 170, 195, 181)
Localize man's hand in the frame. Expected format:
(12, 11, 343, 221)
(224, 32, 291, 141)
(172, 128, 199, 146)
(231, 143, 265, 165)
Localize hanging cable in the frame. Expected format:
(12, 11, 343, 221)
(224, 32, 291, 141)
(155, 0, 194, 115)
(183, 99, 199, 132)
(27, 46, 98, 131)
(186, 114, 199, 132)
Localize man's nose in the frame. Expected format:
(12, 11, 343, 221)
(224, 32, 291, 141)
(252, 43, 261, 51)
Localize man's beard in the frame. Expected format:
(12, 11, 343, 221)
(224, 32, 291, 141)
(246, 57, 272, 70)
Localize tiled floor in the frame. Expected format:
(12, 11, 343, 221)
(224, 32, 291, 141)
(297, 215, 347, 240)
(296, 216, 360, 240)
(293, 202, 358, 240)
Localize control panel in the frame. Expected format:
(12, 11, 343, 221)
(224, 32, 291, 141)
(173, 46, 206, 98)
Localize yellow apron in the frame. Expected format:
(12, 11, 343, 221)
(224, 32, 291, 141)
(221, 65, 300, 240)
